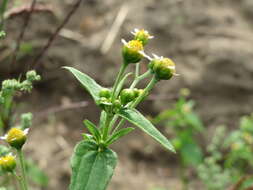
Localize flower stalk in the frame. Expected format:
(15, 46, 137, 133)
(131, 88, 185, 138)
(17, 149, 28, 190)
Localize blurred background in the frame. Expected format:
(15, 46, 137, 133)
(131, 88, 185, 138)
(1, 0, 253, 189)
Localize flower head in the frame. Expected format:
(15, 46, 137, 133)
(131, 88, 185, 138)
(131, 29, 154, 45)
(143, 53, 178, 80)
(122, 39, 144, 64)
(1, 128, 29, 149)
(0, 154, 16, 172)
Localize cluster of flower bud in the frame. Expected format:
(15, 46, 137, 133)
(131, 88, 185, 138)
(98, 88, 144, 113)
(122, 29, 153, 64)
(26, 70, 41, 82)
(1, 70, 41, 96)
(98, 88, 119, 113)
(120, 88, 144, 105)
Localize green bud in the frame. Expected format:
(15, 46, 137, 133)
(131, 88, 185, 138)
(20, 113, 33, 129)
(133, 88, 144, 98)
(2, 79, 20, 91)
(26, 70, 41, 82)
(99, 88, 111, 99)
(122, 40, 144, 64)
(0, 155, 16, 172)
(20, 80, 33, 92)
(114, 99, 121, 110)
(112, 99, 122, 113)
(120, 89, 136, 105)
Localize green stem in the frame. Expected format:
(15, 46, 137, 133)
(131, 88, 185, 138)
(102, 113, 113, 141)
(12, 172, 24, 190)
(135, 63, 140, 78)
(130, 70, 152, 89)
(111, 63, 127, 103)
(130, 76, 157, 108)
(17, 149, 28, 190)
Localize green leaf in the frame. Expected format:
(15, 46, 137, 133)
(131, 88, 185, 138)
(118, 108, 175, 152)
(83, 119, 101, 142)
(25, 159, 49, 187)
(64, 67, 103, 103)
(99, 111, 107, 128)
(106, 127, 134, 145)
(70, 141, 117, 190)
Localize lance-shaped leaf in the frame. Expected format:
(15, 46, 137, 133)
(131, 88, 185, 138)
(83, 119, 101, 142)
(70, 141, 117, 190)
(118, 108, 175, 152)
(106, 127, 135, 146)
(64, 67, 103, 103)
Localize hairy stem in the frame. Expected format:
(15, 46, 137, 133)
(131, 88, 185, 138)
(130, 70, 152, 89)
(111, 63, 127, 103)
(17, 149, 28, 190)
(102, 113, 113, 141)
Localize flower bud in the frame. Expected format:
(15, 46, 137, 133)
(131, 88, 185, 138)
(122, 39, 144, 64)
(113, 99, 122, 110)
(120, 89, 136, 105)
(6, 128, 28, 149)
(151, 57, 176, 80)
(131, 29, 154, 46)
(26, 70, 41, 82)
(99, 88, 111, 99)
(133, 88, 144, 98)
(0, 154, 16, 172)
(2, 79, 21, 91)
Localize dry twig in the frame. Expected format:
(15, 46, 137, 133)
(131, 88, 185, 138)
(11, 0, 37, 66)
(31, 0, 82, 68)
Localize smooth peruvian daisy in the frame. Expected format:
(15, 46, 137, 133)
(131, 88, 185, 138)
(121, 39, 144, 64)
(1, 128, 29, 149)
(0, 153, 16, 172)
(141, 53, 179, 80)
(131, 28, 154, 45)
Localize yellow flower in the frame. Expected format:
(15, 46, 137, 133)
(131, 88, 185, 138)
(1, 128, 29, 149)
(147, 54, 178, 80)
(0, 154, 16, 172)
(122, 39, 144, 64)
(131, 28, 154, 45)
